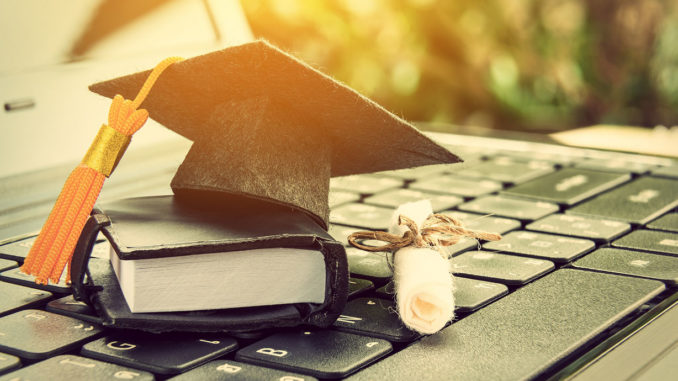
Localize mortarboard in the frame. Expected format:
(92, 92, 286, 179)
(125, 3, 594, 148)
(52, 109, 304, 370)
(88, 40, 461, 229)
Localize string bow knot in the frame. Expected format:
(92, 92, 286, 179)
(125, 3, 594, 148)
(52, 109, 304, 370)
(347, 213, 501, 254)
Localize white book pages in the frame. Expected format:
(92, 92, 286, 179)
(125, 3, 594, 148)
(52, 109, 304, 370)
(110, 247, 326, 313)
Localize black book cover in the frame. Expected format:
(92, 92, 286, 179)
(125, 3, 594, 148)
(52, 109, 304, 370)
(70, 194, 348, 333)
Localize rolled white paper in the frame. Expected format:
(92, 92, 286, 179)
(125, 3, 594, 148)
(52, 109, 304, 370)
(390, 200, 454, 334)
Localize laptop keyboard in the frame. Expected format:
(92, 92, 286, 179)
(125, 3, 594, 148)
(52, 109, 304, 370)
(1, 134, 677, 380)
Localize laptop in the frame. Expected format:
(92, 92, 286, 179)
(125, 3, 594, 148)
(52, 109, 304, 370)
(1, 2, 677, 380)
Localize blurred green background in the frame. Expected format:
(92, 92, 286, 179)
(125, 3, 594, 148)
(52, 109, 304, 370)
(242, 0, 678, 132)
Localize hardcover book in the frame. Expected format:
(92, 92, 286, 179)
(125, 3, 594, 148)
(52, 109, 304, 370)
(71, 195, 348, 332)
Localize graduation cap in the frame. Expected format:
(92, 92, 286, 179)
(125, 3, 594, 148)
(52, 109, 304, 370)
(88, 40, 460, 229)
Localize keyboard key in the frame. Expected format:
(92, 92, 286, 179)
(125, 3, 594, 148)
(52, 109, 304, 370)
(0, 310, 102, 360)
(1, 354, 154, 381)
(444, 238, 480, 257)
(81, 333, 238, 375)
(0, 260, 17, 272)
(647, 213, 678, 233)
(236, 330, 392, 379)
(453, 277, 508, 312)
(0, 352, 20, 375)
(346, 248, 392, 286)
(502, 168, 630, 206)
(168, 359, 318, 380)
(333, 298, 419, 343)
(568, 177, 678, 225)
(459, 195, 559, 221)
(440, 211, 521, 235)
(373, 282, 394, 298)
(329, 190, 361, 208)
(348, 278, 374, 298)
(454, 157, 554, 185)
(0, 282, 51, 316)
(330, 203, 393, 230)
(347, 270, 665, 381)
(495, 152, 577, 166)
(526, 214, 630, 242)
(612, 230, 678, 256)
(450, 251, 554, 286)
(483, 231, 595, 264)
(652, 165, 678, 179)
(364, 189, 462, 212)
(441, 143, 497, 160)
(375, 164, 450, 181)
(328, 225, 360, 247)
(330, 175, 402, 195)
(46, 296, 102, 324)
(410, 176, 502, 198)
(572, 248, 678, 286)
(0, 223, 42, 244)
(0, 266, 70, 294)
(575, 158, 655, 174)
(0, 236, 35, 262)
(377, 277, 509, 313)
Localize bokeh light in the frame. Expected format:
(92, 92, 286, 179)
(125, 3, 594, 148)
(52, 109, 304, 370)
(242, 0, 678, 132)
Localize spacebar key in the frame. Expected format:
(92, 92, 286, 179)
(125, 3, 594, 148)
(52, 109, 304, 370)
(347, 269, 665, 381)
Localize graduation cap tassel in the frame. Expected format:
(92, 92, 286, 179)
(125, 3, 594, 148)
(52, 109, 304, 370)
(21, 56, 182, 285)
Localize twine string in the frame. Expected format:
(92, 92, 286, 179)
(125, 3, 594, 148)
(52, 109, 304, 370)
(347, 213, 502, 253)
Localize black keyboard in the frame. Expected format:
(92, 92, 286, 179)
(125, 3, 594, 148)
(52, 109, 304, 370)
(1, 133, 677, 380)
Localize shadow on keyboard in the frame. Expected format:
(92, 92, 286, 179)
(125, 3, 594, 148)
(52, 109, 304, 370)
(1, 132, 677, 380)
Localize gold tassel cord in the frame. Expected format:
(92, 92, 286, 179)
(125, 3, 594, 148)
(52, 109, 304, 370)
(21, 57, 183, 285)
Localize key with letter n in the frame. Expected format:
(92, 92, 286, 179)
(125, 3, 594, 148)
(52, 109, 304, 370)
(333, 298, 419, 342)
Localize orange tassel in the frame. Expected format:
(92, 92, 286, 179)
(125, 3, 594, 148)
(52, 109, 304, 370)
(22, 57, 182, 285)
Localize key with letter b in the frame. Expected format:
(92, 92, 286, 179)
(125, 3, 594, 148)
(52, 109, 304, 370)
(236, 330, 391, 379)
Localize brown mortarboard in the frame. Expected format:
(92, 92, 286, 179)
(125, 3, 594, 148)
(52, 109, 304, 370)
(89, 40, 460, 229)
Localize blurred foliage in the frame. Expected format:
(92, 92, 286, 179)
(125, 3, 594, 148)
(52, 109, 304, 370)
(242, 0, 678, 132)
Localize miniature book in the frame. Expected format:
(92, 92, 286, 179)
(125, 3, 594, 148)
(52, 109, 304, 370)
(69, 194, 347, 332)
(107, 197, 329, 313)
